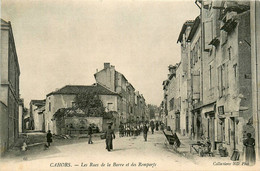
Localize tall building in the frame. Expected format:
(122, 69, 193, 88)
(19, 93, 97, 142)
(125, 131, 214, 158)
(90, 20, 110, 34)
(164, 0, 252, 158)
(0, 19, 20, 156)
(94, 63, 147, 124)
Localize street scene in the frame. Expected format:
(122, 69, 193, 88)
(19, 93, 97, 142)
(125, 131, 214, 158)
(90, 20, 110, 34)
(1, 0, 260, 171)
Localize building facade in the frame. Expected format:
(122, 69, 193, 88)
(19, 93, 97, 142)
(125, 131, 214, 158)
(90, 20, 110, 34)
(163, 0, 253, 158)
(0, 19, 20, 156)
(94, 63, 147, 125)
(44, 83, 120, 134)
(29, 100, 46, 131)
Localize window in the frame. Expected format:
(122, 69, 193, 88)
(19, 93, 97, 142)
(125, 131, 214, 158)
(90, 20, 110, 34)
(226, 63, 229, 89)
(221, 30, 227, 45)
(107, 103, 113, 111)
(203, 19, 213, 51)
(218, 66, 224, 97)
(49, 102, 51, 112)
(169, 98, 174, 111)
(72, 102, 76, 108)
(233, 64, 237, 78)
(209, 65, 212, 89)
(228, 46, 232, 60)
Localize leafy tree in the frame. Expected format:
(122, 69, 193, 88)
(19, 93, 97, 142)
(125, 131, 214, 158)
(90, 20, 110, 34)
(74, 92, 106, 117)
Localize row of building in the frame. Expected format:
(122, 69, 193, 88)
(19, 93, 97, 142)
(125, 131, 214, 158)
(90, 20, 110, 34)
(28, 63, 149, 135)
(161, 0, 259, 159)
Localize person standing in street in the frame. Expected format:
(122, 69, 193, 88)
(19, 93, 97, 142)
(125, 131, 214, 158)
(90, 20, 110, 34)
(143, 124, 148, 142)
(156, 122, 159, 131)
(46, 130, 52, 147)
(105, 125, 115, 151)
(88, 124, 93, 144)
(150, 120, 155, 134)
(243, 133, 256, 165)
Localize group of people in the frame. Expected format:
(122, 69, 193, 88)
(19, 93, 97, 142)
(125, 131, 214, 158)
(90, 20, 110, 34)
(119, 123, 143, 137)
(118, 121, 163, 138)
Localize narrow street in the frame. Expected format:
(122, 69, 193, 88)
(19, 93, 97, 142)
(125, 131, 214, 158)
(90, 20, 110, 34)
(1, 131, 254, 171)
(1, 131, 198, 171)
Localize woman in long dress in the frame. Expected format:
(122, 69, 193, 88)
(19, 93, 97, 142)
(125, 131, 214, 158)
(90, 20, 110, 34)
(243, 133, 256, 165)
(105, 125, 115, 151)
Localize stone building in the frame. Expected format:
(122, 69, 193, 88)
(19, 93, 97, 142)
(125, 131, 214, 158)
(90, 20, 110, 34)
(94, 63, 128, 122)
(163, 0, 252, 158)
(94, 63, 147, 125)
(198, 0, 252, 155)
(29, 100, 46, 131)
(44, 83, 120, 134)
(0, 19, 20, 156)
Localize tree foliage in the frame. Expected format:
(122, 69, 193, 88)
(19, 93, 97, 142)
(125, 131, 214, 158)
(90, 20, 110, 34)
(74, 92, 105, 117)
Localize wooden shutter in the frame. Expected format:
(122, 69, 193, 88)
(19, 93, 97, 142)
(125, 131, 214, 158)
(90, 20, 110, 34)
(203, 19, 213, 51)
(192, 71, 200, 100)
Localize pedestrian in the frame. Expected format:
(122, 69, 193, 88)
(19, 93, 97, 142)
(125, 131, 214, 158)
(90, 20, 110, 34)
(119, 122, 124, 137)
(243, 133, 256, 165)
(143, 124, 148, 142)
(88, 124, 93, 144)
(156, 122, 159, 131)
(150, 121, 155, 134)
(126, 125, 130, 137)
(46, 130, 52, 147)
(105, 125, 115, 151)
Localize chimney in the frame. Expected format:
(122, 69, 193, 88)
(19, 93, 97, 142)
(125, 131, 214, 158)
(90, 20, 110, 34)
(168, 65, 177, 75)
(104, 63, 110, 69)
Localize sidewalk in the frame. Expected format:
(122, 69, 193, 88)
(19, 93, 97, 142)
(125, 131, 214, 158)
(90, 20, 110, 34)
(174, 133, 231, 164)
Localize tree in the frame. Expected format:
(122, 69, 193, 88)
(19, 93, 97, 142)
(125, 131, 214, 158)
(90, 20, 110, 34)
(74, 92, 106, 117)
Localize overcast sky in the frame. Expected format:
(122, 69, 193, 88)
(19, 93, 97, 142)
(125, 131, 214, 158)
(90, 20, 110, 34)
(1, 0, 199, 107)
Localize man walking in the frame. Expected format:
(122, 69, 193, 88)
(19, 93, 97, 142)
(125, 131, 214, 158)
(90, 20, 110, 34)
(143, 124, 148, 142)
(88, 124, 93, 144)
(150, 120, 155, 134)
(105, 125, 115, 151)
(46, 130, 53, 147)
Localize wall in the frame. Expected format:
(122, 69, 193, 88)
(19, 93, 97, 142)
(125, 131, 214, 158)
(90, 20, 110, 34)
(0, 22, 20, 155)
(95, 67, 115, 91)
(18, 104, 23, 133)
(0, 102, 8, 157)
(99, 95, 118, 112)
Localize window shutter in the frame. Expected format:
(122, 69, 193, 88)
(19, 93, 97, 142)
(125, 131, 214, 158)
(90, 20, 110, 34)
(204, 20, 213, 51)
(192, 71, 200, 99)
(226, 63, 229, 88)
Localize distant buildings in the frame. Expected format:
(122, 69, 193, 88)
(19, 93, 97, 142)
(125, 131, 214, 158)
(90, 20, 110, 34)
(162, 1, 252, 157)
(0, 19, 20, 156)
(94, 63, 148, 124)
(29, 100, 46, 131)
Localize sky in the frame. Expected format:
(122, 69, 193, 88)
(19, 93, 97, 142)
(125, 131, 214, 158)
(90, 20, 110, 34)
(1, 0, 199, 108)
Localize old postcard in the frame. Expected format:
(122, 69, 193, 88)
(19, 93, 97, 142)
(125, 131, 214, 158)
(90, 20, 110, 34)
(0, 0, 259, 170)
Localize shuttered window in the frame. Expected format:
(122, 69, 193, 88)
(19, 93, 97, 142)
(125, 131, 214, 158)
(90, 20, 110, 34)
(203, 19, 213, 51)
(192, 71, 200, 100)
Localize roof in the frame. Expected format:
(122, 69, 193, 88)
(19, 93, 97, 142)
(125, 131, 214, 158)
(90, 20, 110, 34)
(30, 100, 46, 106)
(187, 16, 201, 42)
(47, 83, 119, 97)
(1, 19, 9, 25)
(177, 20, 194, 43)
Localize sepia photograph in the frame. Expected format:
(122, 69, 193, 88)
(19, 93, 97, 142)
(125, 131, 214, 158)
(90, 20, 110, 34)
(0, 0, 259, 170)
